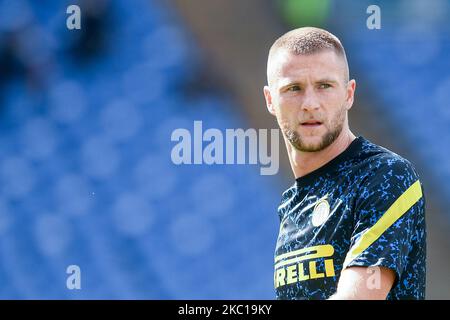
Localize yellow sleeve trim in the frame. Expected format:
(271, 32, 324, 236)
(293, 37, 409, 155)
(343, 179, 423, 269)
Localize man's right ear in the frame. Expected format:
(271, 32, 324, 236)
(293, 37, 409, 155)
(263, 86, 276, 116)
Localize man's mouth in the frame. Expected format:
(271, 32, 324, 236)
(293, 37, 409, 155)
(300, 120, 323, 127)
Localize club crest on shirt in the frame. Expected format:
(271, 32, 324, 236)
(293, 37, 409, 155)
(311, 198, 330, 227)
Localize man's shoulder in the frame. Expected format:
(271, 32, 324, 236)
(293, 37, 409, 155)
(353, 140, 424, 213)
(352, 140, 425, 225)
(358, 138, 420, 182)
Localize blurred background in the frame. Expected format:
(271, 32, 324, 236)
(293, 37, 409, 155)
(0, 0, 449, 299)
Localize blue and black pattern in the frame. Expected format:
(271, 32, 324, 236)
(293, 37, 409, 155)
(274, 136, 426, 300)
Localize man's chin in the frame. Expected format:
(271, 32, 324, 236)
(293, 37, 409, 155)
(296, 136, 323, 152)
(296, 143, 324, 152)
(291, 138, 325, 152)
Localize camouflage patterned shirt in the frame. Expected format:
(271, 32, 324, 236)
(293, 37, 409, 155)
(274, 136, 426, 300)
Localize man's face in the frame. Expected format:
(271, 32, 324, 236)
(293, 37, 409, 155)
(264, 49, 355, 152)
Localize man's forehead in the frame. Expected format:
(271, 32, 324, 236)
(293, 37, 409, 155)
(268, 49, 346, 84)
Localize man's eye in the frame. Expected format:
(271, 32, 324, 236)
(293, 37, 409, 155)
(319, 83, 331, 89)
(288, 86, 301, 92)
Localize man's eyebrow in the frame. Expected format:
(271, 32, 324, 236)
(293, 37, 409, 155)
(315, 78, 339, 84)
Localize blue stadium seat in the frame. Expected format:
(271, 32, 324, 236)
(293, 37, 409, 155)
(0, 0, 280, 298)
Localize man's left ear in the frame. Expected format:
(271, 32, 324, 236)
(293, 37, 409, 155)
(346, 79, 356, 110)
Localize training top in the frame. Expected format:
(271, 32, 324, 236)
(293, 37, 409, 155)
(274, 136, 426, 300)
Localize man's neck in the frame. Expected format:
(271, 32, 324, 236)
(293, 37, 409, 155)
(288, 129, 356, 179)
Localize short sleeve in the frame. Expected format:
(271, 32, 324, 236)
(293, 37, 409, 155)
(343, 158, 425, 281)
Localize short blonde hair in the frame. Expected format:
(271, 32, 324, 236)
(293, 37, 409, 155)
(268, 27, 349, 82)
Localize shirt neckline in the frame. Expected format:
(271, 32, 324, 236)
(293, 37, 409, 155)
(295, 135, 365, 187)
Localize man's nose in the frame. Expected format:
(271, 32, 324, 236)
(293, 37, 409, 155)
(301, 88, 320, 111)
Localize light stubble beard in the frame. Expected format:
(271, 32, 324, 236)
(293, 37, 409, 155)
(282, 110, 346, 152)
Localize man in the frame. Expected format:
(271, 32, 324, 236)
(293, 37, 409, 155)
(263, 27, 426, 300)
